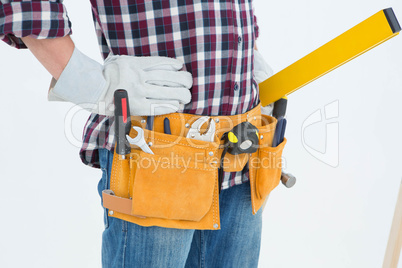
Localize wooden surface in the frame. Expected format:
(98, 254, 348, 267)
(383, 180, 402, 268)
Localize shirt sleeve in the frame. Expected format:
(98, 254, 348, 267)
(254, 14, 259, 40)
(0, 0, 72, 49)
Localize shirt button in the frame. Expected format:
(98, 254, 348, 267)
(238, 36, 242, 43)
(234, 83, 239, 91)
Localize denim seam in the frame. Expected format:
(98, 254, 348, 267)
(200, 230, 205, 268)
(122, 221, 128, 268)
(104, 151, 112, 229)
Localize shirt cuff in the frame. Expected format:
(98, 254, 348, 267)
(50, 47, 106, 106)
(0, 1, 72, 49)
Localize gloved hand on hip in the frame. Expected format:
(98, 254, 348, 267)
(48, 47, 193, 116)
(254, 49, 275, 116)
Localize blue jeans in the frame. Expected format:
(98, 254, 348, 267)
(98, 149, 262, 268)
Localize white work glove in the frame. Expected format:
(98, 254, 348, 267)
(254, 49, 274, 116)
(49, 47, 193, 116)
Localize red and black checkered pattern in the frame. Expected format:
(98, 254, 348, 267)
(0, 0, 71, 48)
(1, 0, 261, 190)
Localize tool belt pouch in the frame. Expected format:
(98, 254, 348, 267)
(249, 115, 287, 214)
(104, 126, 222, 230)
(103, 106, 287, 229)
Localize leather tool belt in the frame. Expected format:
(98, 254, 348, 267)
(102, 104, 287, 230)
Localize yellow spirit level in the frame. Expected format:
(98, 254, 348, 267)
(259, 8, 401, 106)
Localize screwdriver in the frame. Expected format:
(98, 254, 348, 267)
(272, 97, 287, 147)
(271, 97, 296, 188)
(114, 90, 132, 158)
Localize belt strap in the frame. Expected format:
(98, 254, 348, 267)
(102, 190, 146, 218)
(129, 104, 263, 141)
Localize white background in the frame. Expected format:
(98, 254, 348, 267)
(0, 0, 401, 267)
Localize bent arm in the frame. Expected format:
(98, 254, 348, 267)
(0, 0, 73, 79)
(21, 35, 75, 80)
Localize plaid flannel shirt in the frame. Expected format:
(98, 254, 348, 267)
(1, 0, 261, 190)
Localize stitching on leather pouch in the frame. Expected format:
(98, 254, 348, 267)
(116, 159, 121, 194)
(128, 159, 133, 199)
(249, 156, 256, 213)
(150, 106, 259, 128)
(213, 169, 217, 227)
(154, 110, 254, 121)
(110, 157, 117, 192)
(259, 127, 275, 133)
(136, 156, 217, 171)
(148, 136, 219, 150)
(154, 116, 190, 120)
(127, 162, 131, 198)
